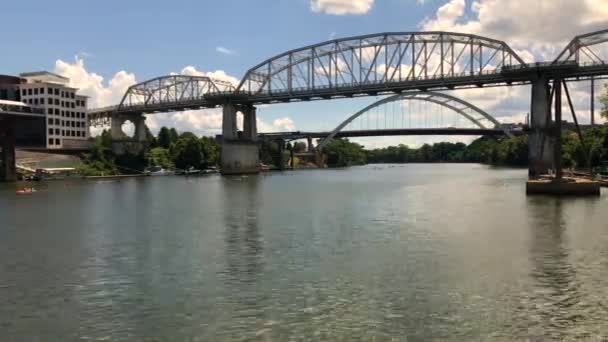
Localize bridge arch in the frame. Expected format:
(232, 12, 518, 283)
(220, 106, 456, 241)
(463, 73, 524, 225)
(316, 91, 512, 150)
(236, 31, 527, 96)
(118, 75, 235, 112)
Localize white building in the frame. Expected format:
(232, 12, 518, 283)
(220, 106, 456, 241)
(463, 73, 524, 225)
(18, 71, 89, 149)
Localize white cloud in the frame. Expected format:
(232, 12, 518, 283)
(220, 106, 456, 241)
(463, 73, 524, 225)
(179, 66, 239, 89)
(310, 0, 374, 15)
(215, 46, 236, 55)
(421, 0, 608, 54)
(55, 58, 137, 108)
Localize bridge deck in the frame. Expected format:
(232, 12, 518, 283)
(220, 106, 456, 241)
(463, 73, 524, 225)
(259, 128, 516, 141)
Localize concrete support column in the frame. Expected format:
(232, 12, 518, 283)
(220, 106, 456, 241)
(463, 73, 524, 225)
(222, 104, 238, 140)
(307, 137, 314, 152)
(221, 104, 259, 175)
(278, 139, 286, 170)
(0, 119, 17, 182)
(243, 105, 257, 141)
(110, 114, 127, 140)
(554, 80, 563, 180)
(528, 77, 554, 178)
(132, 114, 148, 143)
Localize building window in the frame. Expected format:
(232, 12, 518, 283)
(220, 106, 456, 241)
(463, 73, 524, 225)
(54, 108, 60, 115)
(55, 128, 60, 135)
(55, 139, 60, 145)
(71, 93, 75, 99)
(48, 87, 53, 94)
(54, 99, 59, 105)
(48, 97, 52, 103)
(48, 128, 53, 135)
(48, 118, 53, 125)
(40, 88, 44, 94)
(27, 88, 32, 95)
(62, 130, 65, 135)
(71, 102, 75, 108)
(48, 138, 54, 145)
(47, 108, 53, 114)
(21, 89, 26, 96)
(54, 89, 59, 95)
(40, 98, 45, 105)
(34, 88, 38, 95)
(34, 99, 38, 105)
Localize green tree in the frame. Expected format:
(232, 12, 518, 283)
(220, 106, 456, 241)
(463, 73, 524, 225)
(169, 128, 179, 144)
(77, 137, 118, 176)
(601, 84, 608, 120)
(171, 134, 203, 169)
(145, 147, 174, 169)
(200, 136, 220, 167)
(324, 138, 366, 167)
(100, 129, 112, 149)
(157, 127, 172, 149)
(292, 141, 307, 153)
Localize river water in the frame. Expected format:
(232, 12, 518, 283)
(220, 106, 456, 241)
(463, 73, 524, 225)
(1, 164, 608, 341)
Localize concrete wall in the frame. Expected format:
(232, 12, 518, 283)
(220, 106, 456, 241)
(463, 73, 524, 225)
(221, 141, 259, 175)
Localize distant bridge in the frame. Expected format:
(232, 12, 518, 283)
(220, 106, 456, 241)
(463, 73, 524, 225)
(258, 90, 519, 148)
(259, 128, 511, 141)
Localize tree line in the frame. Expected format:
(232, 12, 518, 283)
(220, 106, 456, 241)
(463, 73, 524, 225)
(78, 127, 220, 176)
(322, 125, 608, 169)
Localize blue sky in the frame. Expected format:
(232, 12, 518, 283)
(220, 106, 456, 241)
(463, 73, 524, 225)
(3, 0, 607, 147)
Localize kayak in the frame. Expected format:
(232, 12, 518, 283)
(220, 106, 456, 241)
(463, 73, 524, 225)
(16, 188, 37, 194)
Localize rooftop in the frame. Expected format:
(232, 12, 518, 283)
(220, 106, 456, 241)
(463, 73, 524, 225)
(20, 71, 70, 85)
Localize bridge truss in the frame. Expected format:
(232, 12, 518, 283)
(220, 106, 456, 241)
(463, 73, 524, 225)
(88, 75, 236, 127)
(87, 29, 608, 123)
(236, 32, 529, 102)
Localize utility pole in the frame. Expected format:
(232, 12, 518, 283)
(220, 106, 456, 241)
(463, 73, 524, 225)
(554, 80, 563, 181)
(591, 77, 595, 126)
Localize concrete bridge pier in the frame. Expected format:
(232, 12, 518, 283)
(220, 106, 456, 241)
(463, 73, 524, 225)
(0, 118, 17, 182)
(110, 113, 148, 155)
(221, 104, 260, 175)
(528, 77, 555, 178)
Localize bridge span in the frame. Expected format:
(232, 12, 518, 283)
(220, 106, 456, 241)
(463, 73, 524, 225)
(83, 28, 608, 178)
(260, 128, 510, 141)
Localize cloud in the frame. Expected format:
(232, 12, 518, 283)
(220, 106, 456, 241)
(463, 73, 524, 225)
(179, 66, 239, 89)
(54, 59, 296, 137)
(421, 0, 608, 54)
(54, 58, 137, 108)
(310, 0, 374, 15)
(215, 46, 236, 55)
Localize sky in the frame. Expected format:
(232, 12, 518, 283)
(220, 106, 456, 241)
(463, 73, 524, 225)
(3, 0, 608, 148)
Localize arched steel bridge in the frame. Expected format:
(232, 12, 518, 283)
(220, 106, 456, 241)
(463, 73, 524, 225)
(89, 28, 608, 125)
(259, 91, 518, 147)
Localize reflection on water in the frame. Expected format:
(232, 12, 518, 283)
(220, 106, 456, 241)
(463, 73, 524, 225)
(1, 164, 608, 341)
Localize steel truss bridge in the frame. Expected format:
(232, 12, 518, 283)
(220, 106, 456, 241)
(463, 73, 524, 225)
(89, 29, 608, 124)
(80, 28, 608, 177)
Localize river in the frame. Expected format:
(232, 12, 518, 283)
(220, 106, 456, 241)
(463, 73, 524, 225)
(1, 164, 608, 341)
